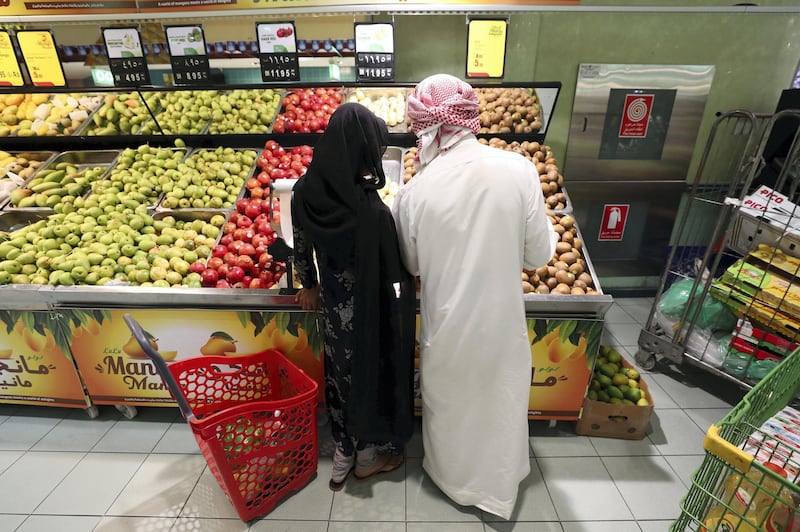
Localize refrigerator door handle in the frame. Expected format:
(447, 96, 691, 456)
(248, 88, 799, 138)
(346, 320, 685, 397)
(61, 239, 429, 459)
(582, 117, 588, 132)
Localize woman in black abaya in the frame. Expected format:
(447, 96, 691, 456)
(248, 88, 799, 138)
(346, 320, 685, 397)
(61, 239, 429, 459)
(291, 103, 415, 491)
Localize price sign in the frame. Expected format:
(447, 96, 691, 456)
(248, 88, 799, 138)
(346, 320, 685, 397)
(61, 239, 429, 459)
(102, 27, 151, 87)
(256, 22, 299, 82)
(165, 25, 211, 85)
(16, 30, 66, 87)
(0, 31, 23, 87)
(354, 22, 394, 82)
(466, 19, 507, 79)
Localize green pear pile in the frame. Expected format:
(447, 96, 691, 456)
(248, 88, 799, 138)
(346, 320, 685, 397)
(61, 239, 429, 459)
(208, 89, 281, 134)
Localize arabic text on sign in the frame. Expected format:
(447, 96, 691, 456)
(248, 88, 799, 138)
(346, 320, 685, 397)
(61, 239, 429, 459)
(357, 53, 392, 64)
(263, 55, 293, 65)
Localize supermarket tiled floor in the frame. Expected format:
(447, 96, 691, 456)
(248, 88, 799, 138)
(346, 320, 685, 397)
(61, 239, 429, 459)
(0, 298, 748, 532)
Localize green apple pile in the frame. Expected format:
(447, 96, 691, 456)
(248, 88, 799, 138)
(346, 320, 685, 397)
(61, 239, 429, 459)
(82, 92, 161, 136)
(159, 148, 257, 209)
(9, 163, 106, 209)
(149, 90, 217, 135)
(208, 89, 281, 134)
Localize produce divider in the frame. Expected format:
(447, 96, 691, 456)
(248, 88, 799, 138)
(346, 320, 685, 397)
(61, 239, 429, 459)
(0, 81, 612, 420)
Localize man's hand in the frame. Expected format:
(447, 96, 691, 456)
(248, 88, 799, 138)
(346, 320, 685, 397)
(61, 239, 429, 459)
(295, 285, 321, 311)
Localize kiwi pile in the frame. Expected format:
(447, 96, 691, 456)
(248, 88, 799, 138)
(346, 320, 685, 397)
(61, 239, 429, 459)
(475, 87, 542, 134)
(522, 212, 598, 296)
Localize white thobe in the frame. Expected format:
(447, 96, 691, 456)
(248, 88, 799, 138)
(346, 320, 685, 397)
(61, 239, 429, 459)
(391, 136, 556, 520)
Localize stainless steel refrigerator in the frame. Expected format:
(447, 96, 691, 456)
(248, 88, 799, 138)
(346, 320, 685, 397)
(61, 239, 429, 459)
(563, 64, 715, 293)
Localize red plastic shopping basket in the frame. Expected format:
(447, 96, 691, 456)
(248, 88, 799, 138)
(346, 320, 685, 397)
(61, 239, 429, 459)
(123, 314, 319, 522)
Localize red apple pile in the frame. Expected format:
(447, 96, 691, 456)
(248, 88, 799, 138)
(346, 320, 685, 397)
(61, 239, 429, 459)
(190, 198, 286, 289)
(272, 87, 343, 133)
(251, 140, 314, 201)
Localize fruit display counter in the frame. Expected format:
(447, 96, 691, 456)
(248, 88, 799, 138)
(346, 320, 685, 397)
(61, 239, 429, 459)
(0, 82, 611, 421)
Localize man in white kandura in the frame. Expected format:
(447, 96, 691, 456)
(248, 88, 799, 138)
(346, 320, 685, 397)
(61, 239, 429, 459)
(391, 73, 557, 520)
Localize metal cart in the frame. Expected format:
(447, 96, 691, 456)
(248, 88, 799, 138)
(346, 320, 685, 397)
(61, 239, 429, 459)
(635, 110, 788, 388)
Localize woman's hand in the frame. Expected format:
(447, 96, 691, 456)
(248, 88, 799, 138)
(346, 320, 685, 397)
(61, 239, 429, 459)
(295, 285, 321, 311)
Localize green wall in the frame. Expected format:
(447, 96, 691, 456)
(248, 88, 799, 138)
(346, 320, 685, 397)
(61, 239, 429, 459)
(395, 11, 800, 182)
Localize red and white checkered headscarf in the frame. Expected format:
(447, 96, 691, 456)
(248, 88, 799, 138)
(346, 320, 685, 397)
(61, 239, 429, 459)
(407, 74, 480, 170)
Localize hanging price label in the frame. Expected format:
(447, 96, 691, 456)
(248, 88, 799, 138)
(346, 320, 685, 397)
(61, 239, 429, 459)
(17, 30, 66, 87)
(466, 19, 508, 79)
(102, 28, 151, 87)
(165, 25, 211, 85)
(256, 22, 300, 82)
(0, 31, 23, 87)
(354, 23, 395, 82)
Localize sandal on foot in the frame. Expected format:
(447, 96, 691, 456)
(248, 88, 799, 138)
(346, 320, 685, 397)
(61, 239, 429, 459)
(329, 467, 353, 492)
(354, 452, 404, 481)
(329, 446, 355, 492)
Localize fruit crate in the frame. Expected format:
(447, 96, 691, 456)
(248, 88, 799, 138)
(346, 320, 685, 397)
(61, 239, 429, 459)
(344, 87, 409, 132)
(207, 88, 284, 135)
(2, 150, 119, 213)
(87, 147, 189, 212)
(0, 151, 56, 210)
(154, 147, 259, 211)
(75, 92, 162, 136)
(670, 347, 800, 531)
(123, 314, 319, 522)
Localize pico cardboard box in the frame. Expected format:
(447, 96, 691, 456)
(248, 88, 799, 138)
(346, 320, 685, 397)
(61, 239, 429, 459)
(575, 358, 655, 440)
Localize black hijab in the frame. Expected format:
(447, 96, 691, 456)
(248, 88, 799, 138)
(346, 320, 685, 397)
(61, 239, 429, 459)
(292, 102, 389, 263)
(292, 102, 415, 445)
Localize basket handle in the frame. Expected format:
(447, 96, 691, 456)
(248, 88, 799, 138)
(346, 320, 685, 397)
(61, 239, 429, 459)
(123, 313, 195, 422)
(704, 424, 754, 474)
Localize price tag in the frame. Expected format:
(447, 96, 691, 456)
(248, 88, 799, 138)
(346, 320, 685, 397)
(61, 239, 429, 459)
(165, 25, 211, 85)
(102, 27, 151, 87)
(0, 31, 23, 87)
(354, 22, 394, 82)
(16, 30, 66, 87)
(466, 19, 507, 79)
(256, 22, 300, 82)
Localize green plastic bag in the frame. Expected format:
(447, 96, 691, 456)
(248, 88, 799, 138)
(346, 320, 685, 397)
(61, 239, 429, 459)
(658, 278, 736, 331)
(658, 279, 697, 317)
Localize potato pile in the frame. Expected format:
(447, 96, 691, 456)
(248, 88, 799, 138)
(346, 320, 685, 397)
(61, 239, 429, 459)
(476, 88, 542, 134)
(522, 212, 598, 296)
(480, 138, 567, 211)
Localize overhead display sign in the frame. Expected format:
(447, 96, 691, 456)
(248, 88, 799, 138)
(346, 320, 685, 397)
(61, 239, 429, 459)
(165, 25, 211, 84)
(466, 19, 507, 79)
(102, 27, 151, 87)
(137, 0, 578, 13)
(16, 30, 65, 87)
(354, 22, 394, 82)
(0, 31, 24, 87)
(3, 0, 577, 15)
(0, 0, 136, 14)
(256, 21, 300, 83)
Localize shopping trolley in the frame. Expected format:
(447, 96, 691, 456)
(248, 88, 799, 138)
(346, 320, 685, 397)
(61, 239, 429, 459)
(123, 314, 319, 523)
(671, 346, 800, 530)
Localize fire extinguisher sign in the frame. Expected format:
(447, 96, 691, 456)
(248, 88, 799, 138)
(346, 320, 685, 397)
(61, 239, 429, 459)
(619, 94, 654, 138)
(598, 204, 629, 241)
